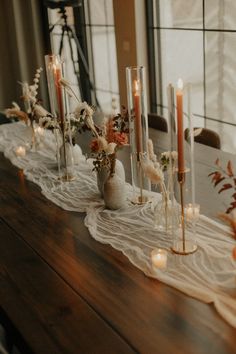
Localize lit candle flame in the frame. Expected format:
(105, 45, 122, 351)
(177, 78, 183, 90)
(134, 80, 140, 95)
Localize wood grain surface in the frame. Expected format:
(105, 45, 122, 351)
(0, 128, 236, 354)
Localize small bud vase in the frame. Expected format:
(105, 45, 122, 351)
(60, 142, 74, 168)
(97, 158, 125, 197)
(104, 174, 126, 210)
(153, 192, 179, 233)
(103, 155, 126, 209)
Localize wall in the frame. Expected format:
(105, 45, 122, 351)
(0, 0, 49, 111)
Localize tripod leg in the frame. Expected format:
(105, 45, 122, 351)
(59, 25, 66, 57)
(70, 27, 101, 110)
(65, 27, 84, 101)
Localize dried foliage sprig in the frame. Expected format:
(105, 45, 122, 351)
(142, 143, 178, 201)
(209, 158, 236, 259)
(208, 158, 236, 214)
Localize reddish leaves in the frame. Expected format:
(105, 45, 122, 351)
(218, 183, 233, 194)
(227, 160, 234, 177)
(209, 158, 236, 214)
(208, 171, 225, 187)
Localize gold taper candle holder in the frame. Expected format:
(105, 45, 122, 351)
(171, 171, 197, 255)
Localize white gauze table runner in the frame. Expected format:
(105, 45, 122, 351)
(1, 122, 236, 328)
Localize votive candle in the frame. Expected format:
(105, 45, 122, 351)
(15, 146, 26, 157)
(151, 248, 167, 270)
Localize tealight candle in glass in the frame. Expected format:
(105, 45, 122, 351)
(151, 248, 167, 270)
(15, 146, 26, 157)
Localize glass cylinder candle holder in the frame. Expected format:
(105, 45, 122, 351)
(45, 54, 75, 181)
(167, 81, 198, 255)
(126, 66, 150, 204)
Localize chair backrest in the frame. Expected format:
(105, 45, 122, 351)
(148, 113, 168, 132)
(185, 127, 221, 149)
(0, 112, 10, 125)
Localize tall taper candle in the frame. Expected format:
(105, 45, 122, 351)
(134, 80, 142, 155)
(54, 59, 64, 126)
(176, 78, 184, 176)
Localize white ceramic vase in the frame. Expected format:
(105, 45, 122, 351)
(97, 159, 125, 197)
(104, 174, 126, 210)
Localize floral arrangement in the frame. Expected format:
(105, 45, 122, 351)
(89, 106, 129, 173)
(209, 158, 236, 259)
(38, 78, 98, 146)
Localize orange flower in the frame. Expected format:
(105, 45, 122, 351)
(113, 132, 128, 146)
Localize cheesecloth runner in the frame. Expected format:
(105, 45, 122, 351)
(1, 122, 236, 328)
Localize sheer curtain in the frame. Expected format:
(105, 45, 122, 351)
(0, 0, 49, 111)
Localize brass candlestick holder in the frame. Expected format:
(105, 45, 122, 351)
(171, 171, 197, 255)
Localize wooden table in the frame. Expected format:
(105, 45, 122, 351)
(0, 128, 236, 354)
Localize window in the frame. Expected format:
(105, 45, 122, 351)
(47, 0, 119, 115)
(146, 0, 236, 153)
(83, 0, 120, 114)
(47, 6, 81, 110)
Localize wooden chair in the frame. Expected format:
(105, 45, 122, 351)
(0, 112, 10, 125)
(148, 113, 168, 132)
(184, 127, 221, 149)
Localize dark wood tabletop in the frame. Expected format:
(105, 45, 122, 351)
(0, 128, 236, 354)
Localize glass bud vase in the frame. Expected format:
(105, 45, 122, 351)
(126, 66, 150, 204)
(154, 192, 179, 233)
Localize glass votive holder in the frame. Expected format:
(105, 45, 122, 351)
(151, 248, 168, 271)
(15, 146, 26, 158)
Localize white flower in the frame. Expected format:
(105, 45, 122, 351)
(34, 104, 51, 118)
(161, 151, 171, 159)
(39, 116, 58, 129)
(106, 142, 117, 154)
(171, 151, 178, 160)
(74, 101, 94, 119)
(161, 151, 178, 162)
